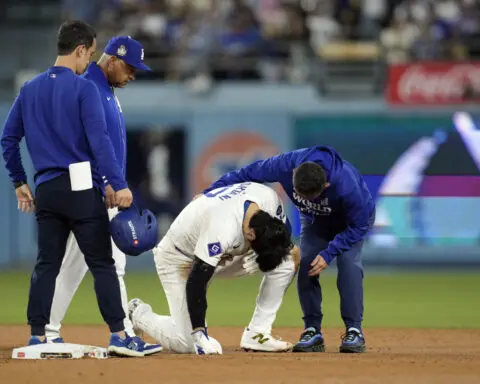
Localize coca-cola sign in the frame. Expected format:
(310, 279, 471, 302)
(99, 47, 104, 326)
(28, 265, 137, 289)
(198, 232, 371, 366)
(387, 63, 480, 105)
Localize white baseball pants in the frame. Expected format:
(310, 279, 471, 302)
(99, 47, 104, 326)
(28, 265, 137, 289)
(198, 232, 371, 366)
(130, 235, 296, 353)
(45, 208, 135, 339)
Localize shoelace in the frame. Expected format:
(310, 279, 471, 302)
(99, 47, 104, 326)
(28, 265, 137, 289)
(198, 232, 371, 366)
(342, 330, 359, 343)
(301, 330, 317, 342)
(272, 334, 284, 341)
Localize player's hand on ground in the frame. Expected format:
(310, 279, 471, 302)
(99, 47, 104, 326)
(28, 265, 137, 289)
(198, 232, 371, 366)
(105, 184, 116, 209)
(16, 184, 35, 213)
(192, 329, 223, 355)
(115, 188, 133, 208)
(308, 255, 328, 276)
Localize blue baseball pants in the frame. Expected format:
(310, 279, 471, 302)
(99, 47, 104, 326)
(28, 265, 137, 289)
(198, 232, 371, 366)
(297, 212, 375, 332)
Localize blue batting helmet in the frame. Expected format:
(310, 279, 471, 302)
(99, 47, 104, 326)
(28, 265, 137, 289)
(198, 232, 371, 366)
(109, 205, 158, 256)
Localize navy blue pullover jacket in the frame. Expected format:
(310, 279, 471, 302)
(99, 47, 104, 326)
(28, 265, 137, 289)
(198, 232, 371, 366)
(83, 62, 126, 182)
(1, 66, 127, 192)
(204, 146, 375, 264)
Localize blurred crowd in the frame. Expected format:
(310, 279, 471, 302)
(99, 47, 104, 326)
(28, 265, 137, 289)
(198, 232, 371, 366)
(61, 0, 480, 82)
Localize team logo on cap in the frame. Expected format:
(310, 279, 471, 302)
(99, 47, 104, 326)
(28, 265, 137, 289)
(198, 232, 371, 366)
(117, 45, 127, 57)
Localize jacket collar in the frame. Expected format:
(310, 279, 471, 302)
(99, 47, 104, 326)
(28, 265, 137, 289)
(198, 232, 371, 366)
(83, 62, 112, 93)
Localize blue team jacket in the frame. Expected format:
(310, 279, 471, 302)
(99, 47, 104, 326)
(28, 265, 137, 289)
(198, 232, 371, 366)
(204, 146, 375, 264)
(0, 66, 126, 191)
(82, 62, 126, 182)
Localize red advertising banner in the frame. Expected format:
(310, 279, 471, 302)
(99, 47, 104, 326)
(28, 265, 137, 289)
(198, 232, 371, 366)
(387, 62, 480, 105)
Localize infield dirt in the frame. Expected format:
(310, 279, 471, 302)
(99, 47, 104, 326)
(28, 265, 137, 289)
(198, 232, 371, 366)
(1, 326, 479, 383)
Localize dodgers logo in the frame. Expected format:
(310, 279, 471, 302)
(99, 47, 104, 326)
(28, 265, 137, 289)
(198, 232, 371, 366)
(208, 242, 222, 257)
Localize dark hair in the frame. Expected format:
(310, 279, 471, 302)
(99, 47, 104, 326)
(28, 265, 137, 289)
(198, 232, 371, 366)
(57, 20, 97, 55)
(293, 161, 327, 199)
(249, 210, 293, 273)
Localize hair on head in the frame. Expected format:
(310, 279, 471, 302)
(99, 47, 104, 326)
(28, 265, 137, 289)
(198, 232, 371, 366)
(293, 162, 327, 198)
(57, 20, 96, 55)
(249, 210, 293, 272)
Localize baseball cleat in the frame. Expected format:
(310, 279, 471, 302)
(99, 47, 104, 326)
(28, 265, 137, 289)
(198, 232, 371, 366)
(339, 327, 366, 353)
(107, 334, 145, 357)
(240, 328, 293, 352)
(292, 327, 325, 352)
(143, 342, 163, 355)
(28, 336, 44, 346)
(46, 337, 65, 343)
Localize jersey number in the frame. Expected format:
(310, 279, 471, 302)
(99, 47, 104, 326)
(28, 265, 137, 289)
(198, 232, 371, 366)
(205, 187, 231, 198)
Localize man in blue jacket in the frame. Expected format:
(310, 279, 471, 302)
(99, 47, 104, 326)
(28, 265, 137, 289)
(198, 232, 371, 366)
(44, 36, 161, 355)
(203, 146, 376, 353)
(0, 21, 143, 356)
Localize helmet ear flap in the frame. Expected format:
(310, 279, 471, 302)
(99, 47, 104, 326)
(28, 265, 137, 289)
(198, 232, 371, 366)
(146, 211, 154, 228)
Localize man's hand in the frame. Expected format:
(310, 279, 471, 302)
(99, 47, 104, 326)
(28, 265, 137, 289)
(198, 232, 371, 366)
(308, 255, 328, 276)
(16, 184, 35, 213)
(105, 184, 115, 209)
(242, 249, 260, 275)
(115, 188, 133, 208)
(191, 328, 222, 355)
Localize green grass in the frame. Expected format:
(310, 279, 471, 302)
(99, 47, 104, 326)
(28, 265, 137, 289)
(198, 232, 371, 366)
(1, 271, 479, 328)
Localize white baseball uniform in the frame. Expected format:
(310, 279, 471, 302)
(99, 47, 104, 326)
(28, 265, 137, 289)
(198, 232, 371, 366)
(130, 182, 296, 353)
(46, 208, 135, 339)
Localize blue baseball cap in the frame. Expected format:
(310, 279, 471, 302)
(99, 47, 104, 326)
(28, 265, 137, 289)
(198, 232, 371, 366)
(104, 36, 151, 71)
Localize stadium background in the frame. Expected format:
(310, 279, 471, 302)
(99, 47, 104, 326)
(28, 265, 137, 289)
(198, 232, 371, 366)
(0, 0, 479, 364)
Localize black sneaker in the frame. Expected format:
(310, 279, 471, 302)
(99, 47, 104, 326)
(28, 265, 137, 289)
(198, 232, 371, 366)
(292, 327, 325, 352)
(339, 327, 366, 353)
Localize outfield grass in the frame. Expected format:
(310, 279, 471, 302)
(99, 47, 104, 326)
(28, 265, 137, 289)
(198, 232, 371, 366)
(1, 271, 479, 328)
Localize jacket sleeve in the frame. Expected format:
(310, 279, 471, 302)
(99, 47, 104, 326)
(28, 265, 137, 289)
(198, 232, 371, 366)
(321, 190, 373, 264)
(1, 89, 27, 183)
(203, 151, 295, 193)
(80, 81, 127, 191)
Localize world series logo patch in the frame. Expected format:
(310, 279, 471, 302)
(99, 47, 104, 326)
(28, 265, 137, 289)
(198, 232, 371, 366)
(208, 242, 222, 257)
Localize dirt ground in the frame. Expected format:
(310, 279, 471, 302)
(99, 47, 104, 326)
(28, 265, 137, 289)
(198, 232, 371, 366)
(1, 326, 479, 384)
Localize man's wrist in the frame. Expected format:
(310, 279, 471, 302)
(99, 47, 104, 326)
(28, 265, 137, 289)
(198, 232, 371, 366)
(13, 180, 27, 189)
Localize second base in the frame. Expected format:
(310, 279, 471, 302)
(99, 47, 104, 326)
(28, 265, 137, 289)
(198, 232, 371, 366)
(12, 343, 108, 360)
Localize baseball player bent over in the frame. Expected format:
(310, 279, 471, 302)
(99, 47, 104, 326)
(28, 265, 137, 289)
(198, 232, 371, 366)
(128, 182, 299, 354)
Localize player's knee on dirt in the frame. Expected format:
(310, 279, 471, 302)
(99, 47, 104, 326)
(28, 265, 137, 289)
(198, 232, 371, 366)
(175, 333, 195, 354)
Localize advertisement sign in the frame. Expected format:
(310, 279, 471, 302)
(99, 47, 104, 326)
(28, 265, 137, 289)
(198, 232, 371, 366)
(189, 112, 291, 195)
(387, 62, 480, 105)
(295, 113, 480, 260)
(192, 132, 280, 193)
